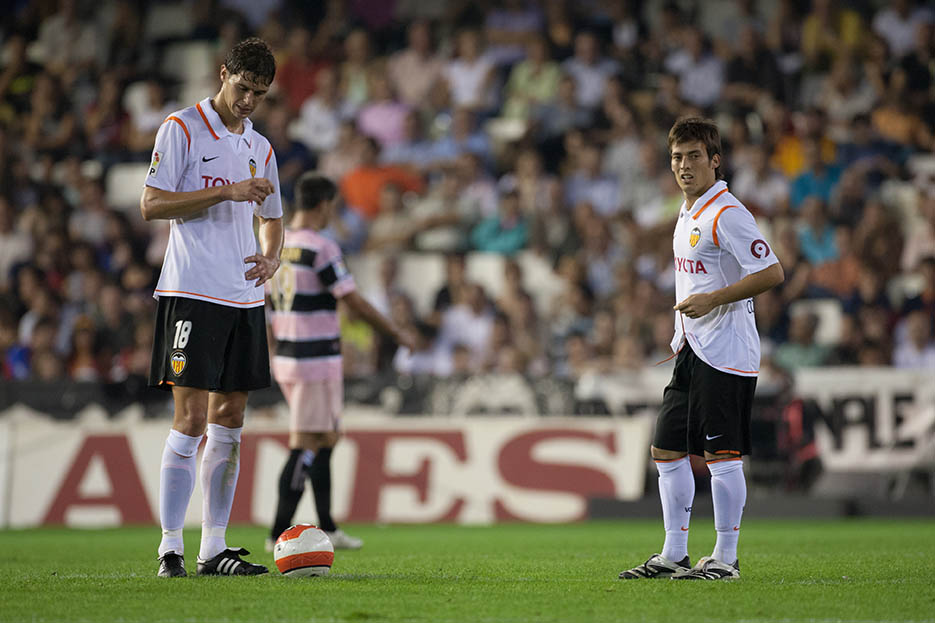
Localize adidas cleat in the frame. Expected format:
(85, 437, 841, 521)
(157, 552, 187, 578)
(196, 547, 268, 576)
(619, 554, 690, 579)
(671, 556, 740, 580)
(325, 529, 363, 550)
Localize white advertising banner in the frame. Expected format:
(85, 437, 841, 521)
(0, 407, 654, 528)
(794, 367, 935, 473)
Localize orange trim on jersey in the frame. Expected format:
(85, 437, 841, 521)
(721, 366, 759, 374)
(706, 457, 743, 464)
(714, 450, 741, 455)
(155, 289, 263, 306)
(691, 188, 729, 220)
(196, 102, 220, 140)
(711, 205, 737, 247)
(165, 116, 191, 151)
(265, 145, 273, 166)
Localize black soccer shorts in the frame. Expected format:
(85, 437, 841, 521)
(149, 296, 271, 392)
(652, 345, 756, 457)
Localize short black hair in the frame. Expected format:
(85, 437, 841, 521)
(668, 117, 723, 179)
(224, 37, 276, 85)
(295, 172, 337, 211)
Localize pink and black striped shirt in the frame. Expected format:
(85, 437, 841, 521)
(267, 229, 356, 382)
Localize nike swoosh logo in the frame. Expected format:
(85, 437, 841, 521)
(202, 156, 219, 162)
(705, 434, 723, 440)
(680, 526, 689, 531)
(733, 526, 740, 531)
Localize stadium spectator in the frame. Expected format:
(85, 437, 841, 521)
(260, 100, 315, 203)
(125, 78, 179, 157)
(532, 73, 593, 142)
(338, 28, 373, 113)
(664, 27, 726, 111)
(562, 31, 619, 110)
(564, 141, 620, 218)
(796, 197, 837, 266)
(871, 0, 934, 60)
(789, 139, 842, 211)
(357, 69, 410, 150)
(294, 67, 345, 155)
(501, 36, 561, 121)
(774, 312, 830, 371)
(893, 309, 935, 369)
(437, 282, 494, 371)
(816, 55, 878, 144)
(470, 189, 529, 255)
(483, 0, 544, 67)
(339, 135, 425, 220)
(443, 28, 496, 112)
(387, 20, 445, 111)
(381, 110, 437, 171)
(800, 0, 864, 71)
(431, 107, 493, 167)
(409, 167, 476, 253)
(0, 195, 32, 289)
(731, 143, 790, 217)
(724, 25, 784, 111)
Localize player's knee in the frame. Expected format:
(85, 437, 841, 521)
(651, 446, 688, 461)
(209, 394, 248, 428)
(172, 393, 209, 434)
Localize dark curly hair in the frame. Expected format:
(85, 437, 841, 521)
(668, 117, 723, 180)
(295, 172, 338, 211)
(224, 37, 276, 86)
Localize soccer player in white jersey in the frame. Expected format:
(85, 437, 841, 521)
(142, 38, 283, 578)
(620, 118, 784, 581)
(265, 172, 415, 551)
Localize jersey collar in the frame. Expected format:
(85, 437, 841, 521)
(684, 180, 728, 218)
(196, 97, 255, 147)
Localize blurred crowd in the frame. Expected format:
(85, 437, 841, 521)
(1, 0, 934, 388)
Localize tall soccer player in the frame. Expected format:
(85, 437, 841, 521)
(619, 118, 784, 580)
(266, 172, 415, 551)
(143, 38, 283, 577)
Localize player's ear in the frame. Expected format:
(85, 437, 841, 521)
(220, 65, 229, 84)
(710, 153, 721, 171)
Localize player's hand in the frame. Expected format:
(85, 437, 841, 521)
(244, 254, 280, 287)
(674, 293, 718, 319)
(395, 327, 419, 352)
(227, 178, 274, 204)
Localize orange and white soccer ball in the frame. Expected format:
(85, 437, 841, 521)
(274, 524, 334, 577)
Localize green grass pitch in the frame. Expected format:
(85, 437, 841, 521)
(1, 519, 933, 622)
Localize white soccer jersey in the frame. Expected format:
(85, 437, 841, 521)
(144, 97, 283, 308)
(670, 180, 778, 376)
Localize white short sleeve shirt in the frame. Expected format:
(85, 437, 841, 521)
(670, 180, 779, 376)
(145, 97, 283, 308)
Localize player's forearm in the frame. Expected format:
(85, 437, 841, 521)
(711, 263, 785, 306)
(140, 186, 231, 221)
(258, 216, 284, 261)
(342, 291, 403, 342)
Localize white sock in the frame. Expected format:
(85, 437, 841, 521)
(199, 423, 242, 561)
(709, 459, 745, 564)
(656, 456, 694, 563)
(158, 429, 203, 557)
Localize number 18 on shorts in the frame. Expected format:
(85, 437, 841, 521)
(149, 296, 271, 392)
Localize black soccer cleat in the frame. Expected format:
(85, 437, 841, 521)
(619, 554, 691, 579)
(670, 556, 740, 580)
(196, 547, 268, 576)
(157, 552, 187, 578)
